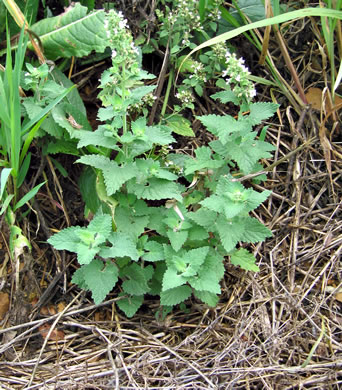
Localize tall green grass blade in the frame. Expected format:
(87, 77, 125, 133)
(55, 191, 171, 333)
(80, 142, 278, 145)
(184, 8, 342, 56)
(20, 116, 46, 165)
(13, 181, 46, 211)
(17, 153, 31, 188)
(21, 85, 75, 135)
(0, 167, 12, 199)
(0, 194, 14, 215)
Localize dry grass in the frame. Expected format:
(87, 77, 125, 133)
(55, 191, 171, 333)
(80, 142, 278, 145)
(1, 5, 342, 390)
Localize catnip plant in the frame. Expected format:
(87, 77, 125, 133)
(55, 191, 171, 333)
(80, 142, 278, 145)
(48, 7, 278, 318)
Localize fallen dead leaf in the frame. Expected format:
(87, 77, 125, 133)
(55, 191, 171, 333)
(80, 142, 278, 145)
(335, 292, 342, 303)
(39, 323, 65, 341)
(57, 302, 67, 312)
(0, 292, 10, 320)
(305, 87, 342, 114)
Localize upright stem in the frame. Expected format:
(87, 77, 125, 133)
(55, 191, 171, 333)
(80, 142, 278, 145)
(160, 68, 174, 119)
(121, 64, 127, 135)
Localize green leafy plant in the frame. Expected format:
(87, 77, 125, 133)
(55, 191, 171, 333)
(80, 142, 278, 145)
(48, 8, 278, 318)
(0, 26, 73, 260)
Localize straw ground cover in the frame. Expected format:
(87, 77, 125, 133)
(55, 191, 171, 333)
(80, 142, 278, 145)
(0, 0, 342, 389)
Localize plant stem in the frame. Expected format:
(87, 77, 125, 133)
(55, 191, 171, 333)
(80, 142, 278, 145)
(160, 68, 174, 119)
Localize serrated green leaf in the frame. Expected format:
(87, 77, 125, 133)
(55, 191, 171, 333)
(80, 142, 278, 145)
(216, 215, 245, 253)
(100, 232, 140, 260)
(82, 259, 119, 304)
(77, 154, 111, 170)
(116, 294, 144, 318)
(47, 226, 81, 252)
(194, 290, 219, 307)
(244, 189, 271, 211)
(246, 102, 279, 126)
(88, 213, 112, 239)
(166, 230, 188, 252)
(188, 208, 217, 229)
(76, 242, 99, 264)
(115, 207, 149, 241)
(78, 156, 137, 196)
(227, 137, 275, 174)
(200, 194, 245, 219)
(75, 127, 119, 149)
(184, 146, 224, 175)
(51, 67, 87, 116)
(211, 90, 240, 105)
(187, 225, 208, 241)
(165, 114, 195, 137)
(230, 248, 259, 272)
(30, 4, 107, 60)
(143, 240, 165, 262)
(121, 263, 152, 295)
(127, 178, 184, 202)
(162, 267, 187, 291)
(127, 85, 156, 106)
(102, 163, 137, 196)
(46, 139, 79, 155)
(160, 285, 192, 306)
(197, 114, 248, 144)
(145, 125, 175, 145)
(240, 216, 272, 243)
(71, 266, 88, 290)
(189, 251, 223, 293)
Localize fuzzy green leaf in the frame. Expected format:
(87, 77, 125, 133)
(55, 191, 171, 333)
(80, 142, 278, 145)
(143, 240, 165, 262)
(127, 178, 184, 202)
(76, 243, 99, 264)
(165, 114, 195, 137)
(77, 154, 111, 170)
(189, 251, 223, 294)
(160, 285, 192, 306)
(102, 163, 138, 196)
(230, 248, 259, 272)
(188, 208, 217, 229)
(116, 294, 144, 318)
(197, 114, 248, 144)
(211, 90, 240, 105)
(121, 263, 152, 295)
(47, 226, 81, 252)
(100, 232, 140, 261)
(162, 267, 187, 291)
(145, 125, 175, 145)
(227, 137, 275, 174)
(184, 146, 224, 175)
(246, 102, 279, 126)
(115, 207, 149, 241)
(240, 216, 273, 243)
(88, 213, 112, 240)
(76, 127, 119, 149)
(216, 215, 245, 253)
(200, 194, 245, 219)
(82, 259, 119, 304)
(194, 290, 219, 307)
(166, 230, 188, 252)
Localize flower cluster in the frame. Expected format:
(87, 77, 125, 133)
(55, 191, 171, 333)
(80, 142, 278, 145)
(189, 61, 207, 83)
(222, 51, 256, 102)
(100, 10, 140, 105)
(206, 0, 223, 21)
(128, 92, 157, 114)
(157, 0, 203, 48)
(176, 89, 195, 108)
(104, 10, 139, 71)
